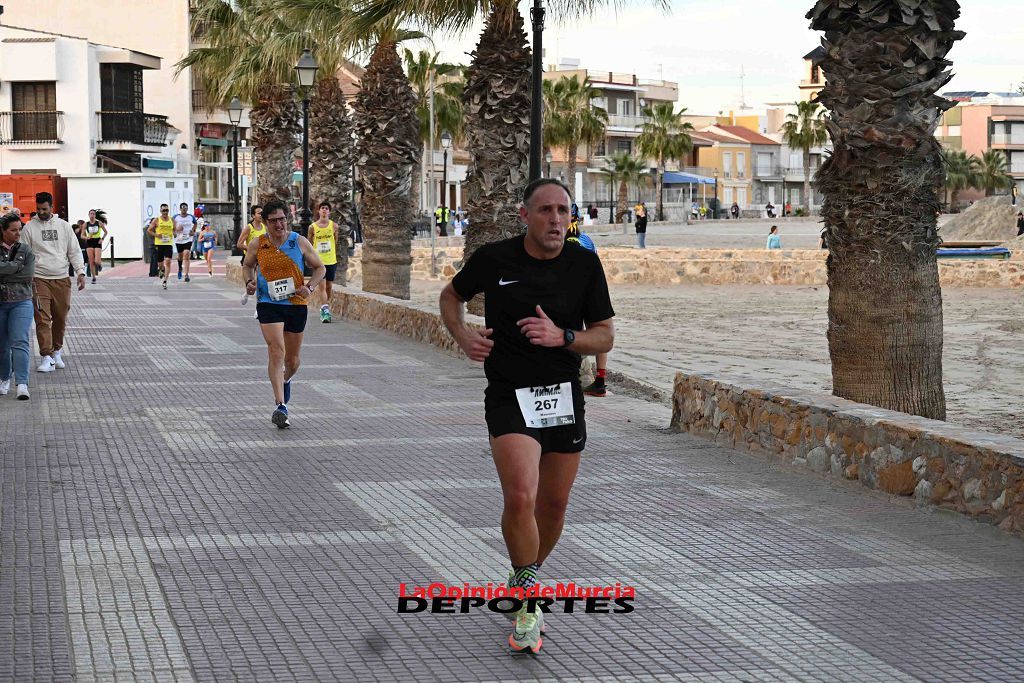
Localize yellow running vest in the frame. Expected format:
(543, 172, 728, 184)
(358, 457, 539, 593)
(246, 222, 267, 245)
(310, 220, 337, 265)
(154, 217, 174, 245)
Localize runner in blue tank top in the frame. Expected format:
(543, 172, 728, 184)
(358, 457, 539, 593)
(241, 200, 326, 429)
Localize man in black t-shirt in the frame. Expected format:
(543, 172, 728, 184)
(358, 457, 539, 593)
(439, 178, 615, 653)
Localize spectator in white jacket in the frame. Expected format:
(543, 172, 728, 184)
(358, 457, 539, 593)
(19, 192, 85, 373)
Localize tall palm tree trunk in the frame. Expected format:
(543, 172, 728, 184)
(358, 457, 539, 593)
(566, 143, 579, 196)
(802, 149, 812, 213)
(462, 3, 531, 315)
(616, 180, 628, 223)
(250, 86, 301, 204)
(656, 156, 666, 221)
(810, 0, 963, 420)
(310, 76, 355, 285)
(353, 41, 420, 299)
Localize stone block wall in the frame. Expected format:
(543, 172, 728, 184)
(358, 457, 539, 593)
(362, 246, 1024, 288)
(672, 372, 1024, 533)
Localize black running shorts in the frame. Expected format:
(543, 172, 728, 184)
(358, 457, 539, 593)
(86, 238, 102, 249)
(324, 263, 338, 282)
(256, 302, 308, 333)
(175, 242, 192, 253)
(155, 245, 174, 260)
(485, 382, 587, 453)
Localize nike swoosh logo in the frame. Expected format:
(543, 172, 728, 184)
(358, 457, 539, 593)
(573, 437, 583, 444)
(498, 278, 519, 286)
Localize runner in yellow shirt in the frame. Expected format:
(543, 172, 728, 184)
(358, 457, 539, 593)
(236, 205, 266, 263)
(309, 201, 340, 323)
(146, 204, 176, 290)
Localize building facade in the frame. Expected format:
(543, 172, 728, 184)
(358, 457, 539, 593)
(937, 91, 1024, 204)
(0, 25, 175, 175)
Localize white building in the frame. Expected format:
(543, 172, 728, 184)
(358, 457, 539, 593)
(0, 24, 182, 173)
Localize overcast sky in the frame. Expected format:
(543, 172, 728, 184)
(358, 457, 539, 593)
(428, 0, 1021, 115)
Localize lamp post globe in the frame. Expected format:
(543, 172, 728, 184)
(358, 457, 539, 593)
(228, 97, 244, 255)
(545, 151, 553, 178)
(294, 49, 318, 240)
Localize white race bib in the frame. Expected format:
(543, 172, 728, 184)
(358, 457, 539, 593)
(317, 241, 331, 253)
(515, 383, 576, 428)
(269, 277, 296, 301)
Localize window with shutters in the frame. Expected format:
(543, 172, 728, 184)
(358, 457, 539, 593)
(9, 82, 59, 142)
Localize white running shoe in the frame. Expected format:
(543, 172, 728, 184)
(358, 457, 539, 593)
(38, 356, 56, 373)
(53, 351, 66, 369)
(0, 379, 9, 395)
(16, 384, 29, 400)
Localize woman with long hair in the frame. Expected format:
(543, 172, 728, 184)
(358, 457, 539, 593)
(84, 209, 108, 284)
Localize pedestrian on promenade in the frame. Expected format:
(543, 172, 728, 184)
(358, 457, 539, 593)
(173, 203, 197, 282)
(767, 225, 782, 250)
(147, 204, 175, 290)
(237, 206, 266, 264)
(199, 222, 217, 276)
(310, 201, 340, 323)
(566, 220, 611, 399)
(19, 192, 86, 373)
(731, 202, 740, 219)
(72, 220, 89, 279)
(242, 200, 326, 429)
(439, 178, 615, 653)
(84, 209, 108, 284)
(0, 213, 35, 399)
(634, 201, 648, 248)
(1016, 212, 1023, 237)
(766, 202, 776, 219)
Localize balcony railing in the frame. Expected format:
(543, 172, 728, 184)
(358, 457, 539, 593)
(192, 89, 209, 110)
(0, 111, 65, 144)
(97, 111, 170, 146)
(755, 165, 785, 178)
(607, 114, 647, 129)
(992, 133, 1024, 146)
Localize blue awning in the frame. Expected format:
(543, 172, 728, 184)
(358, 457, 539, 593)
(663, 171, 717, 185)
(143, 158, 175, 170)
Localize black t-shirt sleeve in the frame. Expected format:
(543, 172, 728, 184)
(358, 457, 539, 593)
(582, 255, 615, 324)
(451, 246, 490, 301)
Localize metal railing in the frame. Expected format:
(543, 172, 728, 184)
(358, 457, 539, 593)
(606, 114, 647, 129)
(754, 165, 785, 178)
(97, 111, 170, 145)
(0, 111, 65, 144)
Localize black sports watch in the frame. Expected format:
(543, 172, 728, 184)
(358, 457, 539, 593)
(562, 328, 576, 348)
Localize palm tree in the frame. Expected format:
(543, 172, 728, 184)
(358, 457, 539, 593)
(977, 149, 1014, 196)
(275, 1, 422, 299)
(941, 148, 979, 210)
(405, 49, 464, 214)
(810, 0, 965, 420)
(781, 100, 828, 213)
(602, 153, 647, 224)
(179, 0, 302, 206)
(543, 75, 607, 191)
(351, 0, 667, 314)
(637, 103, 694, 221)
(309, 76, 356, 282)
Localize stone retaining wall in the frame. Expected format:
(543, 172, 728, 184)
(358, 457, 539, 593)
(390, 246, 1024, 288)
(672, 372, 1024, 533)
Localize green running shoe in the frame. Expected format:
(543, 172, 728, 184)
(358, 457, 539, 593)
(509, 606, 542, 653)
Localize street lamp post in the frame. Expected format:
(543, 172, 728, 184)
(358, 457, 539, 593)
(529, 0, 545, 182)
(545, 151, 552, 179)
(295, 49, 319, 240)
(713, 170, 719, 220)
(433, 131, 452, 277)
(227, 97, 243, 256)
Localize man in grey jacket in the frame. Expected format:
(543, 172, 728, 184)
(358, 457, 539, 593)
(1, 213, 36, 398)
(19, 192, 85, 373)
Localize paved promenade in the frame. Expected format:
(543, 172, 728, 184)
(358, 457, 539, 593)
(3, 273, 1024, 682)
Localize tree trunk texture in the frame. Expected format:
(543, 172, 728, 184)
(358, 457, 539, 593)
(310, 77, 355, 285)
(802, 150, 812, 213)
(566, 144, 578, 195)
(461, 4, 531, 315)
(616, 180, 628, 223)
(353, 41, 420, 300)
(249, 86, 301, 205)
(810, 0, 963, 420)
(656, 159, 666, 222)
